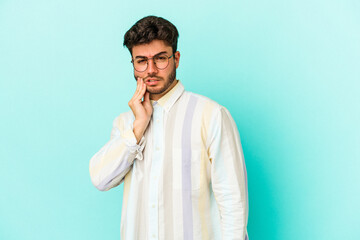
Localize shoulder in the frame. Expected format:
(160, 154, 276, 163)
(182, 90, 228, 116)
(112, 110, 135, 130)
(183, 91, 222, 108)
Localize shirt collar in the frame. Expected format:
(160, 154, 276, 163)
(151, 80, 185, 112)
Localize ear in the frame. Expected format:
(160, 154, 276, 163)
(174, 51, 180, 69)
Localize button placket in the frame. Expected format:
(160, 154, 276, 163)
(148, 103, 163, 240)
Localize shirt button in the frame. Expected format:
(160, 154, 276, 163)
(152, 204, 155, 208)
(156, 119, 160, 123)
(152, 234, 156, 238)
(156, 147, 160, 151)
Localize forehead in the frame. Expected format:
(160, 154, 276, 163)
(132, 40, 172, 57)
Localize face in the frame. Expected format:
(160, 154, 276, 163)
(132, 39, 180, 100)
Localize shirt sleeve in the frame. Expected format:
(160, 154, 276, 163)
(89, 114, 146, 191)
(208, 106, 249, 240)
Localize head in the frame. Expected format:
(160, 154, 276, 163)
(123, 16, 180, 100)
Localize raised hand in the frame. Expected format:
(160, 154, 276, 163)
(128, 77, 153, 143)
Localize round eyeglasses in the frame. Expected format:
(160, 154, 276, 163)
(131, 54, 174, 72)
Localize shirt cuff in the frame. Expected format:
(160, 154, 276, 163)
(121, 129, 146, 161)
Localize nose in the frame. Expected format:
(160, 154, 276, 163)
(147, 58, 158, 75)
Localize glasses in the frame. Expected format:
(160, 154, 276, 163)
(131, 53, 174, 72)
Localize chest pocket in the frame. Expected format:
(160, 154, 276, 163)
(172, 147, 201, 191)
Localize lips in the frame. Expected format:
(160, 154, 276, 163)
(145, 77, 161, 86)
(145, 77, 161, 82)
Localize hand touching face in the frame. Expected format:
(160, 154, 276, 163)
(132, 39, 180, 101)
(128, 77, 153, 143)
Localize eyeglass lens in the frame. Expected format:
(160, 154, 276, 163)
(133, 54, 171, 72)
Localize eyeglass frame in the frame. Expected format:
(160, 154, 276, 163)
(131, 52, 175, 72)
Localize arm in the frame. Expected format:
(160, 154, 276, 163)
(89, 115, 145, 191)
(89, 77, 152, 191)
(208, 106, 249, 240)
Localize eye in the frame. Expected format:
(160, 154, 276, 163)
(155, 55, 167, 61)
(136, 59, 147, 64)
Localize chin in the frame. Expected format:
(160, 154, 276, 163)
(147, 89, 165, 94)
(146, 85, 166, 94)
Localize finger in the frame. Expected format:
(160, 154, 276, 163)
(135, 82, 145, 103)
(138, 80, 145, 99)
(131, 79, 140, 101)
(143, 91, 150, 103)
(140, 81, 147, 98)
(132, 78, 144, 101)
(143, 91, 153, 113)
(135, 77, 141, 94)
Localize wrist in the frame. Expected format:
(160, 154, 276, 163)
(133, 119, 149, 143)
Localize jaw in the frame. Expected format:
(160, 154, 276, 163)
(149, 79, 178, 100)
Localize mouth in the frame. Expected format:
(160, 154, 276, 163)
(145, 77, 161, 86)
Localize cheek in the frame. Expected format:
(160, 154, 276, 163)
(133, 71, 145, 79)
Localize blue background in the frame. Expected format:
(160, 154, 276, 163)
(1, 0, 359, 239)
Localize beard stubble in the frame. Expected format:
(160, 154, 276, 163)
(135, 64, 177, 95)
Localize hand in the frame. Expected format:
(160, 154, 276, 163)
(128, 77, 153, 143)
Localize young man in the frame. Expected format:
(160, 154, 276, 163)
(89, 16, 249, 240)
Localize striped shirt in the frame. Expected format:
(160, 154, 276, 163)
(89, 80, 249, 240)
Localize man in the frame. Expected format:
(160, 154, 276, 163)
(89, 16, 249, 240)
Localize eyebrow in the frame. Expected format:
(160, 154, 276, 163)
(134, 51, 168, 59)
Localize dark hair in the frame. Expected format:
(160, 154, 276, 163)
(123, 16, 179, 54)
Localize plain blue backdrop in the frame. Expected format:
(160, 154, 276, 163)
(1, 0, 359, 239)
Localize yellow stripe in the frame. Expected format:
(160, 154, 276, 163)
(199, 101, 216, 239)
(90, 142, 126, 177)
(199, 149, 209, 239)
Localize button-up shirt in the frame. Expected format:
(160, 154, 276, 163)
(89, 80, 249, 240)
